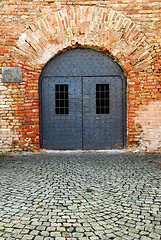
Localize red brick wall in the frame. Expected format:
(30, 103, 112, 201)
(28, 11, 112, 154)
(0, 1, 160, 152)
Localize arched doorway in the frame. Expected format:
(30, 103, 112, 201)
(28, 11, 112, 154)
(39, 48, 126, 150)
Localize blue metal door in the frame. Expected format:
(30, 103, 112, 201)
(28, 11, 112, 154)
(83, 76, 123, 149)
(40, 48, 126, 150)
(41, 77, 82, 150)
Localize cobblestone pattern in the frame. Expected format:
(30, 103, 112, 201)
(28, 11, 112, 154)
(0, 152, 161, 239)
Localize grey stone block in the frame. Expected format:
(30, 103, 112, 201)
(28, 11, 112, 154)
(2, 67, 22, 83)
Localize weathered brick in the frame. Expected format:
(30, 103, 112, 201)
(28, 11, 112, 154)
(0, 2, 160, 153)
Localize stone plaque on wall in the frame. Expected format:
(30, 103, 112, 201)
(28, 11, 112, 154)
(2, 67, 22, 83)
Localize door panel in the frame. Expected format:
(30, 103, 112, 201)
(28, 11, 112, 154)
(41, 77, 82, 150)
(83, 76, 123, 149)
(41, 76, 123, 150)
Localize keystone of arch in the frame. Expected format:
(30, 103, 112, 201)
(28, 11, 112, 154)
(14, 6, 153, 73)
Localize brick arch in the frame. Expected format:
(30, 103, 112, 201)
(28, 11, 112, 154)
(14, 6, 153, 74)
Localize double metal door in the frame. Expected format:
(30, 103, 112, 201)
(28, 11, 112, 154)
(41, 76, 123, 150)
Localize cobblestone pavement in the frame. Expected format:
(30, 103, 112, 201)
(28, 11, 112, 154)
(0, 152, 161, 240)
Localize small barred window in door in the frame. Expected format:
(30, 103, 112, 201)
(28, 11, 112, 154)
(55, 84, 69, 114)
(96, 84, 109, 114)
